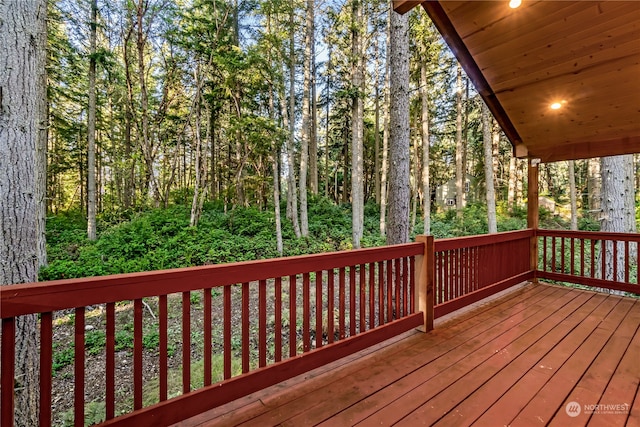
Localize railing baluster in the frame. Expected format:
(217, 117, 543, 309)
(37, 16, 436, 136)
(359, 264, 366, 333)
(368, 263, 375, 329)
(289, 275, 297, 357)
(394, 258, 401, 320)
(339, 267, 346, 339)
(561, 237, 566, 273)
(241, 283, 249, 373)
(601, 240, 607, 280)
(624, 241, 630, 283)
(409, 256, 416, 313)
(223, 286, 231, 378)
(580, 239, 585, 277)
(349, 266, 356, 336)
(303, 272, 311, 351)
(316, 271, 323, 349)
(402, 257, 409, 317)
(590, 239, 596, 278)
(551, 237, 557, 272)
(105, 303, 116, 415)
(386, 259, 393, 321)
(74, 307, 85, 426)
(259, 279, 267, 367)
(613, 240, 618, 281)
(274, 277, 282, 362)
(377, 261, 384, 326)
(570, 238, 575, 276)
(204, 288, 212, 386)
(159, 295, 168, 400)
(543, 236, 547, 272)
(327, 270, 335, 343)
(40, 312, 53, 426)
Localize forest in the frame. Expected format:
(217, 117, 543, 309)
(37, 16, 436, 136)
(39, 0, 640, 276)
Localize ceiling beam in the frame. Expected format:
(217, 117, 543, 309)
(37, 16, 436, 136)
(531, 136, 640, 163)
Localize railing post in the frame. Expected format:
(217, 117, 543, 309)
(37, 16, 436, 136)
(415, 235, 434, 332)
(528, 158, 539, 283)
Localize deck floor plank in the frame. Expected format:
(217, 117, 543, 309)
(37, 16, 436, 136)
(391, 292, 612, 426)
(234, 285, 556, 426)
(548, 299, 640, 427)
(172, 284, 639, 427)
(435, 296, 633, 427)
(359, 290, 599, 427)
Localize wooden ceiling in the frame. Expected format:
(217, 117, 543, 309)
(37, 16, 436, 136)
(394, 1, 640, 163)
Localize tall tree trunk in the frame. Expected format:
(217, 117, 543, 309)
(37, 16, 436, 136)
(455, 64, 464, 217)
(588, 157, 601, 219)
(0, 0, 47, 424)
(309, 27, 318, 196)
(379, 14, 390, 236)
(284, 44, 301, 237)
(351, 0, 364, 249)
(482, 102, 497, 233)
(508, 155, 517, 209)
(600, 155, 637, 285)
(420, 55, 430, 235)
(87, 0, 98, 240)
(569, 160, 578, 231)
(299, 0, 313, 237)
(386, 9, 410, 245)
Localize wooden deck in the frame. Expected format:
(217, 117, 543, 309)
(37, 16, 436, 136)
(173, 283, 640, 427)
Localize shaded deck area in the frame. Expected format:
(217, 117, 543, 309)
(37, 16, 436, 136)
(176, 283, 640, 427)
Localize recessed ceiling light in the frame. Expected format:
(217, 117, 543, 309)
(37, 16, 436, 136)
(509, 0, 522, 9)
(550, 102, 562, 110)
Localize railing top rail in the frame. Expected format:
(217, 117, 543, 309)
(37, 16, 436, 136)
(1, 242, 423, 319)
(434, 229, 534, 252)
(537, 229, 640, 241)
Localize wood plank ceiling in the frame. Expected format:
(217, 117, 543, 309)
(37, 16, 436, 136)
(394, 1, 640, 163)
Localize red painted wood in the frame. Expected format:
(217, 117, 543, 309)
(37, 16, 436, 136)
(274, 277, 282, 362)
(0, 243, 423, 319)
(74, 307, 85, 426)
(590, 239, 596, 278)
(386, 260, 393, 322)
(316, 271, 323, 349)
(434, 271, 534, 318)
(339, 268, 346, 339)
(97, 314, 424, 427)
(223, 286, 231, 379)
(542, 237, 547, 271)
(40, 312, 52, 426)
(303, 273, 311, 351)
(570, 238, 575, 275)
(551, 237, 556, 272)
(601, 240, 606, 280)
(561, 237, 566, 273)
(259, 280, 267, 367)
(624, 241, 630, 283)
(327, 271, 335, 344)
(204, 289, 212, 386)
(134, 299, 143, 408)
(241, 283, 249, 373)
(377, 261, 384, 327)
(159, 295, 168, 401)
(580, 239, 585, 277)
(1, 318, 15, 427)
(289, 275, 296, 358)
(359, 264, 366, 333)
(402, 257, 408, 317)
(349, 267, 356, 336)
(368, 263, 375, 329)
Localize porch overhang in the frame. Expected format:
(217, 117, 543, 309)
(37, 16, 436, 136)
(394, 1, 640, 163)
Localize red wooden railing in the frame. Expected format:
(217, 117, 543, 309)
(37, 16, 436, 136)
(1, 243, 424, 427)
(433, 229, 534, 318)
(537, 229, 640, 294)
